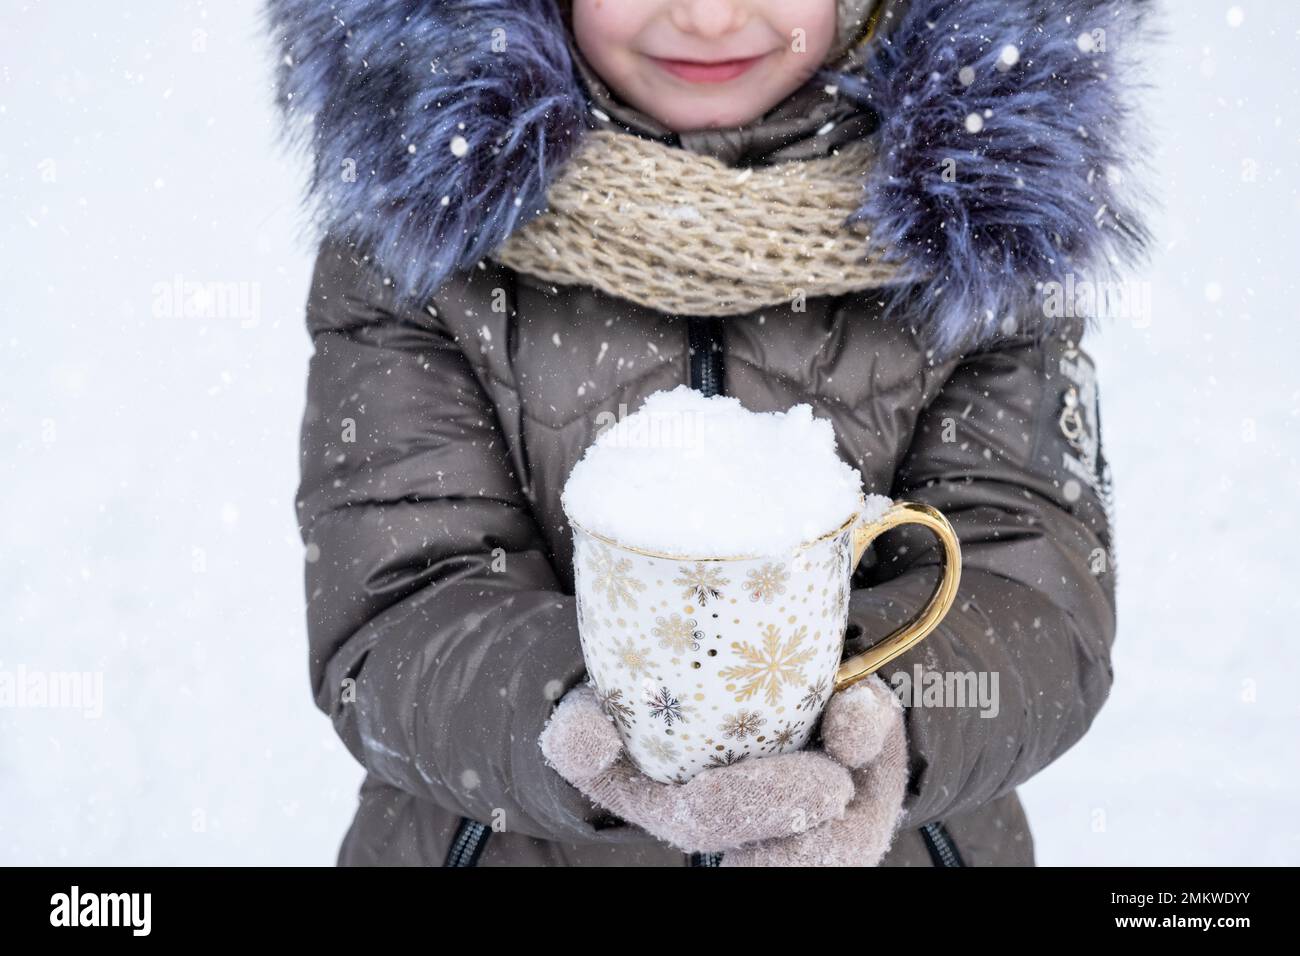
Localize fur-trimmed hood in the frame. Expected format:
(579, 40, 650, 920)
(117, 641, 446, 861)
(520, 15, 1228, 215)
(268, 0, 1152, 359)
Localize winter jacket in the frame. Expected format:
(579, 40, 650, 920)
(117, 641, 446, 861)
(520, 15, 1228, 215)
(275, 0, 1147, 866)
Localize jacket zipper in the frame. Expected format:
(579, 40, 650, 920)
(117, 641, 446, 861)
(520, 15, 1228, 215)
(920, 822, 966, 867)
(687, 319, 726, 868)
(688, 319, 724, 400)
(443, 817, 491, 867)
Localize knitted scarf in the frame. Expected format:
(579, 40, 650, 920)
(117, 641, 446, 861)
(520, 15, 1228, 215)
(494, 130, 903, 316)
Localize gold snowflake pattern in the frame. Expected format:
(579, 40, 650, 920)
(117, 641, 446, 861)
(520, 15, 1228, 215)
(820, 532, 852, 571)
(611, 636, 657, 682)
(742, 562, 789, 605)
(597, 687, 635, 729)
(672, 563, 730, 605)
(588, 542, 646, 610)
(764, 720, 801, 752)
(720, 710, 766, 741)
(720, 623, 815, 706)
(706, 749, 748, 768)
(830, 580, 849, 619)
(651, 613, 703, 655)
(644, 685, 687, 727)
(797, 677, 829, 711)
(644, 737, 679, 763)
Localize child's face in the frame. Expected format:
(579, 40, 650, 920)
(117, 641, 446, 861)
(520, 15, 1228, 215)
(572, 0, 837, 132)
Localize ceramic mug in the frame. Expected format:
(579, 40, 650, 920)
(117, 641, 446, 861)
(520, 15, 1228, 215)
(567, 495, 962, 783)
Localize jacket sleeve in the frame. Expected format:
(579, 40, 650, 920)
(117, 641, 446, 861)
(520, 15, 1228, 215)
(846, 316, 1117, 828)
(294, 237, 640, 844)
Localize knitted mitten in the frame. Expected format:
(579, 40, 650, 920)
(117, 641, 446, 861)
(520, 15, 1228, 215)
(539, 685, 855, 854)
(721, 676, 909, 866)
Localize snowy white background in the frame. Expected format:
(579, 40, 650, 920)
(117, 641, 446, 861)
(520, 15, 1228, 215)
(1, 0, 1297, 865)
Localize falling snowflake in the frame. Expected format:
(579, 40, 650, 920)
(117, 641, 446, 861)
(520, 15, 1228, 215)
(742, 562, 789, 604)
(673, 563, 730, 605)
(597, 687, 635, 729)
(611, 636, 656, 681)
(588, 542, 646, 610)
(652, 613, 703, 655)
(706, 749, 749, 769)
(720, 623, 815, 706)
(645, 685, 687, 727)
(720, 710, 767, 741)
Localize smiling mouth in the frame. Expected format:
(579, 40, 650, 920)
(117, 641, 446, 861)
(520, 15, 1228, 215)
(648, 53, 770, 84)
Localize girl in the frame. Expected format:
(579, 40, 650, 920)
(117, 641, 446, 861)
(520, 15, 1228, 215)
(271, 0, 1148, 865)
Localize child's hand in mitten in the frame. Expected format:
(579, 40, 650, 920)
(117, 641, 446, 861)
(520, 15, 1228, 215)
(539, 684, 854, 855)
(722, 675, 909, 867)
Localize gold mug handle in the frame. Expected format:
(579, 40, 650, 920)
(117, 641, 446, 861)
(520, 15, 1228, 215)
(833, 501, 963, 692)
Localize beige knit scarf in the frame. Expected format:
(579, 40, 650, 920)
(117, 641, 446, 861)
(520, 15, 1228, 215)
(493, 130, 904, 316)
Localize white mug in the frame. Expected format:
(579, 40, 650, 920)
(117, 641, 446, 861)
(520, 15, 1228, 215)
(567, 495, 962, 783)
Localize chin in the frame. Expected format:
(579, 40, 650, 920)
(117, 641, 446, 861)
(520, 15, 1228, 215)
(655, 102, 765, 132)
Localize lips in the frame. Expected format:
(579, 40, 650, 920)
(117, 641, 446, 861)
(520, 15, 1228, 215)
(649, 53, 769, 84)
